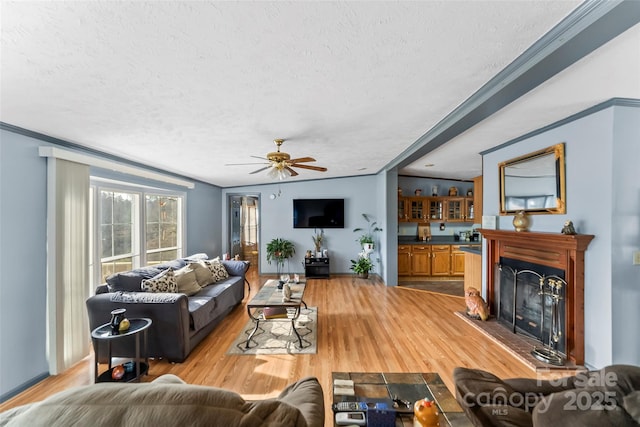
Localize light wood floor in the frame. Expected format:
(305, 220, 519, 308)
(0, 273, 540, 422)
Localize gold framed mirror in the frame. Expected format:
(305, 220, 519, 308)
(499, 143, 566, 215)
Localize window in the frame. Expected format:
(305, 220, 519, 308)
(90, 179, 185, 287)
(145, 194, 180, 265)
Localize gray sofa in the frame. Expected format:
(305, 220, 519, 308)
(0, 374, 325, 427)
(86, 255, 247, 363)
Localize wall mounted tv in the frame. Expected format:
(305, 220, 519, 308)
(293, 199, 345, 229)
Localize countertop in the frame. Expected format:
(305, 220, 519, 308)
(459, 246, 482, 255)
(398, 236, 481, 246)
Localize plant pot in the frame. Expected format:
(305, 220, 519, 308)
(362, 243, 374, 253)
(357, 272, 369, 279)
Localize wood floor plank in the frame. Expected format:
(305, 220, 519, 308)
(0, 273, 541, 423)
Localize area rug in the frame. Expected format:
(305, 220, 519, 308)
(227, 307, 317, 355)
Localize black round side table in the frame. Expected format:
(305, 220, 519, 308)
(91, 317, 152, 383)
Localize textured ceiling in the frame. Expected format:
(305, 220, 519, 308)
(2, 1, 635, 188)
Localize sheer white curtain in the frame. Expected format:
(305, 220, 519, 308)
(46, 158, 90, 374)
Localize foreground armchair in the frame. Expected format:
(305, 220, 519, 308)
(0, 375, 324, 427)
(453, 364, 640, 427)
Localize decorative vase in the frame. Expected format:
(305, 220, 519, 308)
(110, 308, 126, 334)
(448, 186, 458, 196)
(282, 283, 291, 302)
(513, 210, 530, 232)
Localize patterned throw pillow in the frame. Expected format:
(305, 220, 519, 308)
(205, 259, 229, 282)
(141, 269, 178, 293)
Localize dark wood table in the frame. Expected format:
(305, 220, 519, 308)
(332, 372, 471, 426)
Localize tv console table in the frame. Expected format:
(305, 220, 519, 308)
(304, 257, 330, 279)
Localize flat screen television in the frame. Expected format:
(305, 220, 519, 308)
(293, 199, 345, 229)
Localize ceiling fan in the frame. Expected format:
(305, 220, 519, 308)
(227, 139, 327, 180)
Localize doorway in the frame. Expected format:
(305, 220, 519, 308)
(228, 195, 260, 269)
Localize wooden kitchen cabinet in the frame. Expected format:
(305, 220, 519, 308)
(446, 198, 465, 222)
(427, 198, 444, 221)
(398, 197, 409, 222)
(398, 243, 479, 278)
(450, 245, 467, 276)
(430, 245, 451, 276)
(473, 175, 483, 224)
(397, 245, 412, 275)
(408, 197, 427, 221)
(411, 245, 431, 276)
(464, 198, 475, 222)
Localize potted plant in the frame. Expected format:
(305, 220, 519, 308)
(266, 238, 295, 278)
(353, 213, 382, 252)
(311, 230, 324, 256)
(350, 254, 374, 279)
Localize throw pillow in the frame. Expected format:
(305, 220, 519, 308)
(188, 261, 214, 287)
(141, 269, 177, 293)
(206, 259, 229, 282)
(174, 265, 202, 296)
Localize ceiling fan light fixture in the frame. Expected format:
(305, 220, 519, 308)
(267, 162, 291, 181)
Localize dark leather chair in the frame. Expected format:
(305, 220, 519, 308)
(453, 365, 640, 427)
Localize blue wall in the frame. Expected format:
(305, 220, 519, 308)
(481, 102, 640, 368)
(0, 128, 222, 400)
(222, 175, 384, 277)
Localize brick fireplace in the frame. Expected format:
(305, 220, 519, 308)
(480, 229, 594, 366)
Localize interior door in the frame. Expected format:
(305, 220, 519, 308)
(228, 195, 259, 268)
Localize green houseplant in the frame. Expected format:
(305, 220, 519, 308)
(350, 255, 374, 279)
(266, 238, 295, 276)
(353, 213, 382, 248)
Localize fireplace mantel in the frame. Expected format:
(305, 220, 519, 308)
(479, 229, 594, 365)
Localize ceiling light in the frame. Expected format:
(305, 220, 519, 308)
(424, 163, 435, 167)
(267, 162, 291, 181)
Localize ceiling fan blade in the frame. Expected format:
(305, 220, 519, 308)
(249, 166, 271, 174)
(284, 166, 299, 177)
(250, 155, 269, 161)
(225, 162, 269, 166)
(288, 157, 316, 163)
(290, 164, 327, 172)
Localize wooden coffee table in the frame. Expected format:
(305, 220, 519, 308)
(245, 279, 307, 349)
(332, 372, 471, 426)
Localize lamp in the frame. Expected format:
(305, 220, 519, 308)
(267, 162, 291, 181)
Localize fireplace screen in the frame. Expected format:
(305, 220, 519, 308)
(497, 258, 566, 356)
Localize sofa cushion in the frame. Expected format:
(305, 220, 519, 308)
(188, 261, 215, 287)
(277, 376, 325, 427)
(142, 269, 178, 293)
(174, 266, 202, 296)
(187, 296, 216, 331)
(155, 259, 188, 270)
(206, 259, 229, 282)
(222, 259, 249, 277)
(183, 253, 209, 262)
(623, 390, 640, 423)
(106, 266, 162, 292)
